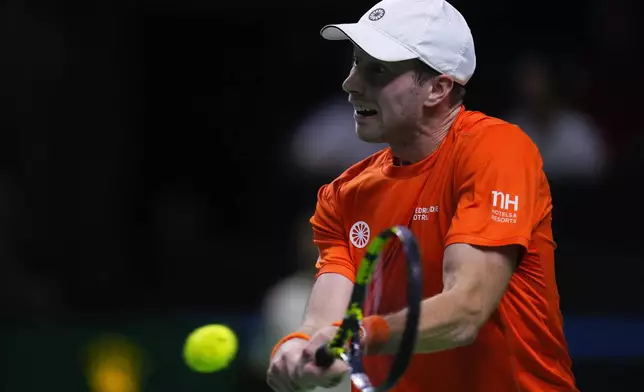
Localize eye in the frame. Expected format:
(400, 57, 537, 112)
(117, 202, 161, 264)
(367, 63, 387, 75)
(351, 52, 394, 86)
(353, 54, 388, 75)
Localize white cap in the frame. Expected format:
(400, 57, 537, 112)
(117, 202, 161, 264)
(320, 0, 476, 85)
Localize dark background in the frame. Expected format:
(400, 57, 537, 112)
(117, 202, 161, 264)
(1, 0, 643, 390)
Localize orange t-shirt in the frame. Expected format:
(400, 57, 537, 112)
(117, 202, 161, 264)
(310, 107, 577, 392)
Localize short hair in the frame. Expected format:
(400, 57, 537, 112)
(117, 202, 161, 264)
(412, 60, 466, 106)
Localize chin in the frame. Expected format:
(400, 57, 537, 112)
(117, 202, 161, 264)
(356, 125, 385, 143)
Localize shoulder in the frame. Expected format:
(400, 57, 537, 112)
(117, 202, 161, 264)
(457, 110, 536, 147)
(317, 148, 390, 202)
(454, 110, 541, 166)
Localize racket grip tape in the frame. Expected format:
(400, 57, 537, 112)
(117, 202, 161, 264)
(314, 344, 336, 368)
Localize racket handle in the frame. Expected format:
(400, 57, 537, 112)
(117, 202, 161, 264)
(314, 345, 335, 368)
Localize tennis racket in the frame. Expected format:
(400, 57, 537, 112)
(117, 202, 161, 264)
(314, 225, 422, 391)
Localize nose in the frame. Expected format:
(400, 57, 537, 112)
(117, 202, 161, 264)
(342, 67, 363, 96)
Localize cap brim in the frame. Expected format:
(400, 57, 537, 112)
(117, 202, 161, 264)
(320, 23, 419, 63)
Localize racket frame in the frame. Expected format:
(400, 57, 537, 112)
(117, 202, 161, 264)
(315, 225, 423, 392)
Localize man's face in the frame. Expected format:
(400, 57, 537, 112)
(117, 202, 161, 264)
(342, 48, 429, 144)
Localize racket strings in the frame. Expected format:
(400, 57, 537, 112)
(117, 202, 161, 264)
(316, 226, 422, 392)
(364, 240, 402, 324)
(366, 177, 426, 317)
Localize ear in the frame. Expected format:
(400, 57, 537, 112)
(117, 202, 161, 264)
(424, 75, 454, 107)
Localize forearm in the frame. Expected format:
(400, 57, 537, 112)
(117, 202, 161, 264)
(375, 290, 480, 355)
(300, 273, 353, 330)
(273, 273, 353, 357)
(366, 244, 516, 355)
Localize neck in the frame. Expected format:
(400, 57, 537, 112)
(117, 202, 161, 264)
(390, 105, 461, 164)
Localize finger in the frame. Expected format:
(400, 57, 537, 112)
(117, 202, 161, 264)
(296, 356, 326, 383)
(285, 353, 315, 392)
(298, 360, 348, 386)
(300, 345, 313, 361)
(291, 356, 319, 390)
(267, 361, 300, 392)
(268, 377, 299, 392)
(330, 358, 350, 374)
(268, 370, 300, 392)
(287, 354, 317, 391)
(266, 376, 282, 392)
(322, 374, 345, 388)
(302, 344, 328, 366)
(266, 365, 285, 392)
(303, 341, 332, 362)
(304, 328, 337, 355)
(267, 368, 286, 392)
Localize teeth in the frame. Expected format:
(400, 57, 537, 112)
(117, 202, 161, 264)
(355, 106, 375, 112)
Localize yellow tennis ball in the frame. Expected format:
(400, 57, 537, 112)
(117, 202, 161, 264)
(183, 324, 238, 373)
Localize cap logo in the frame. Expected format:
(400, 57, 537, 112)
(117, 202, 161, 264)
(368, 8, 385, 21)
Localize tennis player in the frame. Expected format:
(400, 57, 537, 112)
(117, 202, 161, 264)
(267, 0, 578, 391)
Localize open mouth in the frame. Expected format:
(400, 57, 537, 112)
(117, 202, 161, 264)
(355, 106, 378, 117)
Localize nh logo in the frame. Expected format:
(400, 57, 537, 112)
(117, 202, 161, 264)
(491, 191, 519, 211)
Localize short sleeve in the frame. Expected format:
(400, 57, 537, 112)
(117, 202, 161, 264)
(445, 125, 546, 250)
(310, 183, 356, 282)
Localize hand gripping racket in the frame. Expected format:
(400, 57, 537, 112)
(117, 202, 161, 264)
(314, 225, 422, 391)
